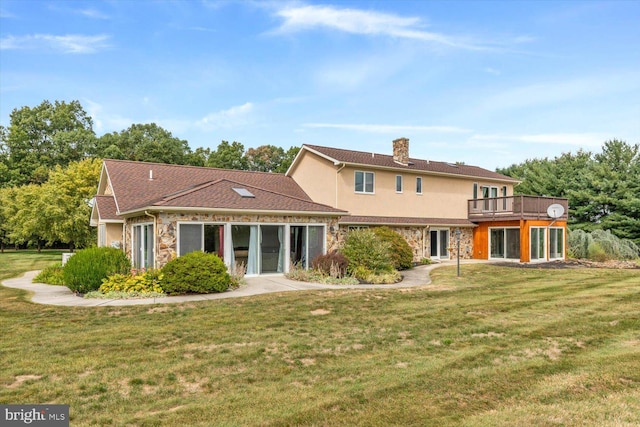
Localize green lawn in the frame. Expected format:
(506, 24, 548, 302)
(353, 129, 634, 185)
(1, 252, 639, 426)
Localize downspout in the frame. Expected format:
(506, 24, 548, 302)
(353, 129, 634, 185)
(145, 210, 158, 269)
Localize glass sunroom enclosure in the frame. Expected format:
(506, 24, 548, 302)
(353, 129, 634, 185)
(177, 222, 325, 275)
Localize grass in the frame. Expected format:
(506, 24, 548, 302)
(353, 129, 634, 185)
(1, 252, 639, 426)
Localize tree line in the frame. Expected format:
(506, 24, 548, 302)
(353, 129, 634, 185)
(1, 99, 638, 250)
(0, 99, 300, 251)
(498, 139, 640, 245)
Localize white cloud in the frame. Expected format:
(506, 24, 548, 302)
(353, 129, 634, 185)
(78, 9, 109, 20)
(272, 4, 488, 50)
(0, 34, 111, 53)
(304, 123, 471, 134)
(470, 132, 607, 147)
(198, 102, 254, 130)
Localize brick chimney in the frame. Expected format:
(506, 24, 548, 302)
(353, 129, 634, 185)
(393, 137, 409, 165)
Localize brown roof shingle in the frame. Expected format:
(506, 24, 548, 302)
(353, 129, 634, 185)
(94, 195, 122, 221)
(303, 144, 518, 182)
(103, 159, 344, 215)
(340, 215, 476, 227)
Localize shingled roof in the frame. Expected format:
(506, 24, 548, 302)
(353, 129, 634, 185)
(340, 216, 476, 227)
(101, 159, 345, 216)
(297, 144, 519, 183)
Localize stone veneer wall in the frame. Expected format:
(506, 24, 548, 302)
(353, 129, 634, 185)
(337, 225, 474, 262)
(125, 212, 341, 268)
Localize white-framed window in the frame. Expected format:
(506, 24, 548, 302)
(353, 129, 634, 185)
(549, 227, 564, 260)
(178, 222, 225, 258)
(416, 177, 423, 194)
(396, 175, 403, 193)
(132, 223, 154, 269)
(473, 182, 478, 208)
(98, 224, 106, 247)
(290, 225, 326, 270)
(489, 227, 520, 259)
(355, 171, 375, 194)
(530, 227, 546, 261)
(482, 186, 498, 211)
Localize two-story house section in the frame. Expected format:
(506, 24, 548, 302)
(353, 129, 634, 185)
(287, 138, 568, 263)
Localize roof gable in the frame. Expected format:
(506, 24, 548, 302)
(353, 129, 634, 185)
(102, 159, 342, 215)
(296, 144, 519, 183)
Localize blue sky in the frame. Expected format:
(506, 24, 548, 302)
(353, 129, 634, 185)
(1, 1, 638, 171)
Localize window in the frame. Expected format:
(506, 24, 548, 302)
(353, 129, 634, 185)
(530, 227, 546, 261)
(396, 175, 403, 193)
(291, 225, 325, 269)
(178, 223, 224, 258)
(416, 177, 423, 194)
(98, 224, 106, 247)
(132, 223, 154, 269)
(355, 171, 374, 193)
(549, 228, 564, 259)
(473, 182, 478, 208)
(482, 186, 498, 211)
(501, 186, 508, 210)
(490, 227, 520, 259)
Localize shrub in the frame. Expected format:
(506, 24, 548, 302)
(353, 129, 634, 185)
(99, 270, 164, 295)
(311, 251, 349, 278)
(569, 228, 639, 261)
(63, 247, 131, 293)
(341, 229, 393, 274)
(587, 242, 609, 262)
(372, 227, 414, 270)
(34, 262, 65, 286)
(161, 251, 232, 295)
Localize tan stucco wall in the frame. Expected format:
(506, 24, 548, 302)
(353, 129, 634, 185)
(105, 223, 123, 248)
(290, 150, 513, 219)
(336, 165, 513, 219)
(288, 150, 339, 207)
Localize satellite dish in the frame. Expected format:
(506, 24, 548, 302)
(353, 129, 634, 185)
(547, 203, 565, 219)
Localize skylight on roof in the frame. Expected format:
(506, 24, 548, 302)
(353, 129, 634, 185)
(233, 188, 255, 198)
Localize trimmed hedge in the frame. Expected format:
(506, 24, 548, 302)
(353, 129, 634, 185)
(161, 251, 232, 295)
(63, 247, 131, 293)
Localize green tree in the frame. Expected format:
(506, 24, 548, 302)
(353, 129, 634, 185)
(245, 145, 286, 172)
(96, 123, 193, 165)
(0, 100, 96, 187)
(279, 146, 301, 173)
(207, 140, 247, 170)
(7, 184, 54, 251)
(0, 187, 15, 251)
(499, 139, 640, 244)
(43, 158, 102, 250)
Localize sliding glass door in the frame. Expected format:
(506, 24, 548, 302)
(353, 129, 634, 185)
(430, 229, 449, 259)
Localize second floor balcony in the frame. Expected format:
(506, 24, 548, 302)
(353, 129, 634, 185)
(468, 195, 569, 222)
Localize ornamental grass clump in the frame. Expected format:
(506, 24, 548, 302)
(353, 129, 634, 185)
(161, 251, 232, 295)
(63, 247, 131, 294)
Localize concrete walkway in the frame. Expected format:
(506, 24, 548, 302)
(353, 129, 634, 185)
(1, 260, 485, 307)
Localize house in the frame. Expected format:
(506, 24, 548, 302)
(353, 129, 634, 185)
(91, 138, 568, 275)
(90, 159, 346, 274)
(286, 138, 568, 263)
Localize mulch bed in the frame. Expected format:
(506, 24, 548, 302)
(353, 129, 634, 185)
(492, 259, 640, 270)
